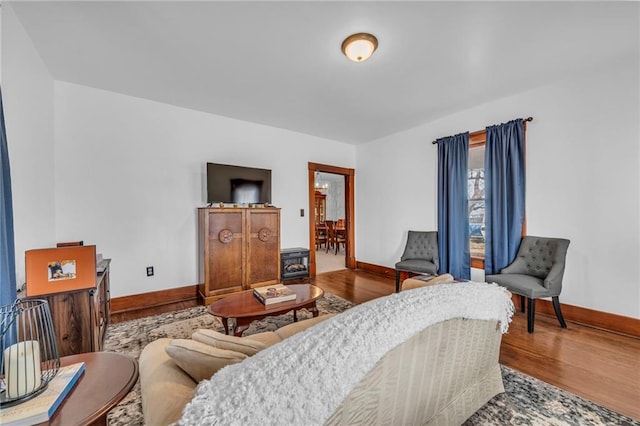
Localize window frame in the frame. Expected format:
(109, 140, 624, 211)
(469, 131, 487, 270)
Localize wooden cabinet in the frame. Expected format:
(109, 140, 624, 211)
(198, 207, 281, 304)
(314, 191, 326, 224)
(26, 260, 111, 357)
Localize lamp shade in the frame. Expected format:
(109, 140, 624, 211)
(341, 33, 378, 62)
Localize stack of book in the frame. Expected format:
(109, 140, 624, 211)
(253, 284, 296, 305)
(0, 362, 85, 425)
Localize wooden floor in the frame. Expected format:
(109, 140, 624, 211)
(312, 269, 640, 421)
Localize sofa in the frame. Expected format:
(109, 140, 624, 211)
(139, 282, 514, 425)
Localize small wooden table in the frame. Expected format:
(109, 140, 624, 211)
(208, 284, 324, 336)
(39, 352, 138, 425)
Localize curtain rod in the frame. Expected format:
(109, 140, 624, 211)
(431, 116, 533, 145)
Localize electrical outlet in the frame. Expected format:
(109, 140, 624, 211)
(146, 266, 154, 277)
(300, 209, 305, 217)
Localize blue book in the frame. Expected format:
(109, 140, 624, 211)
(0, 362, 86, 425)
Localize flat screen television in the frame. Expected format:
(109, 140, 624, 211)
(206, 162, 272, 205)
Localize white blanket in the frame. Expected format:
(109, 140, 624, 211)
(178, 282, 514, 426)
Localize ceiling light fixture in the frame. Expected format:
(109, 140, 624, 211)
(341, 33, 378, 63)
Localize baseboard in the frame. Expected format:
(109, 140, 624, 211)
(356, 261, 396, 278)
(511, 294, 639, 338)
(357, 261, 640, 338)
(110, 285, 200, 323)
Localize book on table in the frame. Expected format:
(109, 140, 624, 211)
(0, 362, 85, 425)
(253, 284, 297, 305)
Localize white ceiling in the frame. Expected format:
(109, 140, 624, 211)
(9, 1, 639, 144)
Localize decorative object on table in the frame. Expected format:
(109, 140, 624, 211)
(0, 299, 60, 407)
(253, 284, 296, 305)
(0, 362, 85, 425)
(25, 245, 97, 297)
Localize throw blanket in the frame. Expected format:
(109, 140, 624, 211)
(178, 282, 514, 426)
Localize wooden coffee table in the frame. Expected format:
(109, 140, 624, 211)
(208, 284, 324, 336)
(37, 351, 138, 425)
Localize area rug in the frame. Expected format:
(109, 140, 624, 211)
(103, 292, 638, 426)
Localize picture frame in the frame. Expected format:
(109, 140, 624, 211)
(25, 245, 97, 296)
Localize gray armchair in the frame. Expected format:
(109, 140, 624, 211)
(486, 236, 570, 333)
(395, 231, 439, 293)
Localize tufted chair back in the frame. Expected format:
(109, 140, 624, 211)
(501, 236, 570, 294)
(401, 231, 438, 265)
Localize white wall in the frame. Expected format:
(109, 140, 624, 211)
(52, 82, 355, 297)
(356, 56, 640, 318)
(2, 5, 56, 288)
(325, 182, 345, 222)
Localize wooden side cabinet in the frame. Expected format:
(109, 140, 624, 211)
(198, 207, 281, 304)
(24, 260, 111, 357)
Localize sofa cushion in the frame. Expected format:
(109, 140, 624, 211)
(140, 338, 199, 426)
(192, 329, 267, 356)
(244, 331, 284, 347)
(165, 339, 247, 382)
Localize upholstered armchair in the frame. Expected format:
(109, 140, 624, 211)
(394, 231, 439, 293)
(486, 236, 570, 333)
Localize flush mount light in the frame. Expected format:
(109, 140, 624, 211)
(341, 32, 378, 62)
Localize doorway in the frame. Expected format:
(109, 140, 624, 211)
(308, 162, 355, 277)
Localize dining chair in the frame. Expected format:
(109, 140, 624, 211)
(324, 220, 336, 253)
(315, 223, 328, 251)
(333, 225, 346, 255)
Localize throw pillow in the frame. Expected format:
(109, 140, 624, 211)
(165, 339, 247, 382)
(192, 329, 268, 356)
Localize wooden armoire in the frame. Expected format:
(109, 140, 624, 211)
(197, 207, 281, 304)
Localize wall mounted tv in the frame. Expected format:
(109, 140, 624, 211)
(207, 162, 272, 205)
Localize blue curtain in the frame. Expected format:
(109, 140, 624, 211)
(437, 132, 470, 280)
(484, 119, 525, 275)
(0, 88, 17, 307)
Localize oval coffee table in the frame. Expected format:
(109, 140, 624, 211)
(208, 284, 324, 336)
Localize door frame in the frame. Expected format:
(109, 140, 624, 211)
(308, 162, 356, 277)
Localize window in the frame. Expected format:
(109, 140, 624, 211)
(466, 124, 528, 270)
(468, 132, 486, 269)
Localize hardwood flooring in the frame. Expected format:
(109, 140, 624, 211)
(312, 269, 640, 421)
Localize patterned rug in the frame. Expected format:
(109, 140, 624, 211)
(103, 293, 638, 426)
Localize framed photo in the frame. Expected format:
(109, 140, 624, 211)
(25, 245, 97, 296)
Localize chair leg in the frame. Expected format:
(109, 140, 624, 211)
(520, 295, 526, 313)
(527, 298, 535, 333)
(552, 296, 567, 329)
(395, 270, 401, 293)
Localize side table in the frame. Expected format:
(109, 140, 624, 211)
(38, 352, 138, 425)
